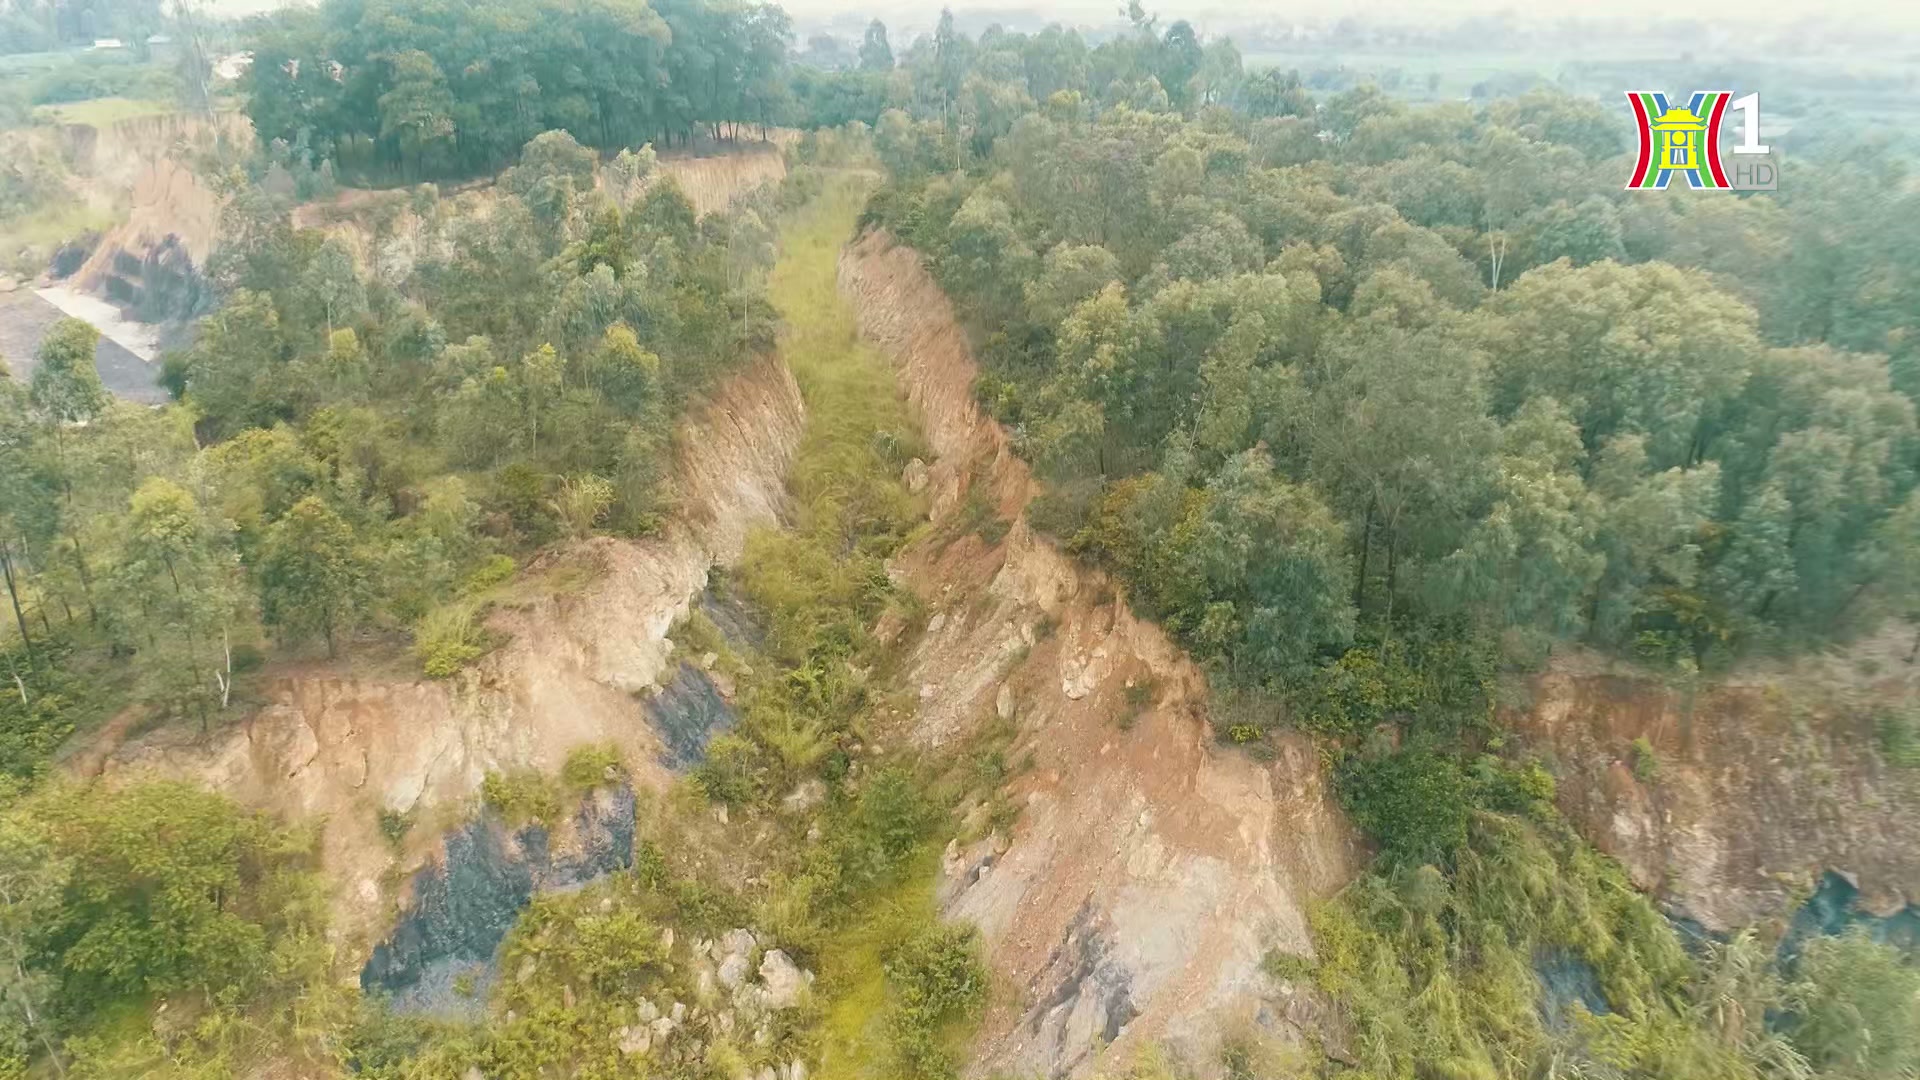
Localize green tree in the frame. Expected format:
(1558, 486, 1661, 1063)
(519, 344, 564, 456)
(501, 130, 599, 237)
(859, 18, 893, 71)
(258, 496, 364, 656)
(0, 365, 51, 663)
(182, 289, 296, 439)
(1025, 243, 1122, 327)
(377, 50, 456, 179)
(1191, 449, 1355, 683)
(106, 479, 241, 724)
(1479, 260, 1758, 469)
(297, 236, 366, 338)
(26, 320, 106, 427)
(1435, 398, 1605, 650)
(1302, 318, 1497, 615)
(30, 782, 317, 1009)
(28, 320, 108, 625)
(1584, 434, 1721, 645)
(0, 814, 67, 1076)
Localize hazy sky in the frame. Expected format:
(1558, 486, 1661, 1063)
(211, 0, 1920, 35)
(779, 0, 1920, 33)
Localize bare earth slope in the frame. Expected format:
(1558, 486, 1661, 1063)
(839, 230, 1361, 1079)
(97, 354, 804, 950)
(1518, 650, 1920, 929)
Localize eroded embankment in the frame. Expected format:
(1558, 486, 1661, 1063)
(97, 354, 804, 951)
(839, 230, 1361, 1078)
(66, 111, 250, 317)
(656, 137, 791, 216)
(836, 226, 1920, 1077)
(1517, 651, 1920, 931)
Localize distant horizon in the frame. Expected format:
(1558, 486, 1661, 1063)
(777, 0, 1920, 34)
(204, 0, 1920, 35)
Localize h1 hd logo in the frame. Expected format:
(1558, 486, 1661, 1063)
(1626, 91, 1778, 191)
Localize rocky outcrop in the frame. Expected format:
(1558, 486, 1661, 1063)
(1515, 650, 1920, 930)
(612, 928, 815, 1076)
(839, 230, 1361, 1078)
(97, 354, 805, 950)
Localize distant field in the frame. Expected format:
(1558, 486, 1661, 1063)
(1239, 48, 1625, 100)
(34, 96, 178, 125)
(0, 50, 68, 74)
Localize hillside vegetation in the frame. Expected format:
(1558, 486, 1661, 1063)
(0, 1, 1917, 1079)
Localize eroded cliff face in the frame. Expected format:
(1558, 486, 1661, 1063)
(839, 230, 1361, 1079)
(64, 112, 251, 314)
(1516, 648, 1920, 931)
(97, 355, 805, 950)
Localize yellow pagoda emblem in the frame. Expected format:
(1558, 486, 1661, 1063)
(1626, 91, 1733, 190)
(1650, 105, 1708, 171)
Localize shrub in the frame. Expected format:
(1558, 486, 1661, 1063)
(1785, 929, 1920, 1076)
(552, 473, 615, 538)
(1630, 736, 1661, 782)
(883, 922, 987, 1080)
(463, 553, 517, 593)
(481, 769, 561, 825)
(414, 599, 486, 677)
(693, 733, 764, 805)
(377, 807, 413, 846)
(1293, 647, 1394, 735)
(1473, 755, 1556, 816)
(1337, 749, 1473, 866)
(561, 744, 624, 790)
(23, 781, 323, 1009)
(852, 766, 935, 874)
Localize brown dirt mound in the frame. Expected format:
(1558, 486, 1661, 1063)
(839, 230, 1361, 1078)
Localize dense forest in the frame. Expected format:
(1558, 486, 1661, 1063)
(844, 23, 1920, 688)
(2, 0, 1919, 1078)
(243, 0, 796, 181)
(0, 0, 165, 53)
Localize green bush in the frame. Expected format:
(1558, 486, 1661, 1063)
(1337, 749, 1473, 865)
(18, 781, 324, 1012)
(1472, 755, 1557, 815)
(1310, 812, 1698, 1080)
(1786, 929, 1920, 1077)
(1293, 647, 1394, 735)
(1631, 735, 1661, 782)
(883, 922, 988, 1080)
(377, 807, 413, 846)
(414, 599, 487, 678)
(463, 553, 518, 593)
(560, 744, 624, 790)
(693, 733, 765, 805)
(481, 769, 561, 825)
